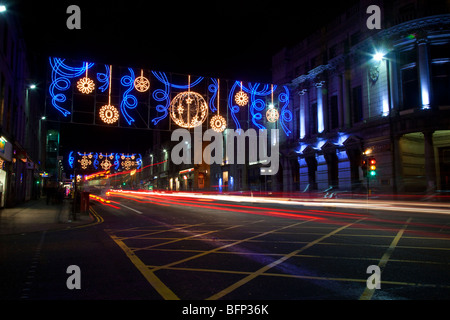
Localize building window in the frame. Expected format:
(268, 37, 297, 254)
(310, 102, 318, 134)
(352, 86, 363, 123)
(401, 66, 420, 110)
(330, 95, 339, 129)
(432, 61, 450, 106)
(430, 42, 450, 106)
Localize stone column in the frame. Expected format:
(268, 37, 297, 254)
(298, 89, 307, 139)
(315, 81, 326, 133)
(417, 38, 431, 109)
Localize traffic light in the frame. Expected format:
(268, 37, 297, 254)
(361, 159, 368, 177)
(369, 157, 377, 176)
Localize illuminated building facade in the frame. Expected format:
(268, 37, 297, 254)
(273, 0, 450, 196)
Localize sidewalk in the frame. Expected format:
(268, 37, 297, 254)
(0, 197, 94, 235)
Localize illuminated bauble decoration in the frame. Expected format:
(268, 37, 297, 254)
(170, 91, 208, 128)
(134, 70, 150, 92)
(99, 104, 119, 124)
(235, 91, 249, 106)
(266, 108, 279, 123)
(210, 115, 227, 133)
(77, 77, 95, 94)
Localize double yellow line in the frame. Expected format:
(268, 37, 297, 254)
(88, 206, 104, 225)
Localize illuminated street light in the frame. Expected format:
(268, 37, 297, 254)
(373, 51, 385, 62)
(0, 5, 6, 13)
(29, 84, 36, 89)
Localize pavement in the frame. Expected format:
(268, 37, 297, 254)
(0, 197, 95, 235)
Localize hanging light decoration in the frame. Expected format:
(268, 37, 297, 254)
(234, 81, 248, 106)
(170, 75, 208, 128)
(99, 65, 119, 124)
(266, 84, 279, 123)
(77, 62, 95, 94)
(134, 69, 150, 92)
(210, 79, 227, 132)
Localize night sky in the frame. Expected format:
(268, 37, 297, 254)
(11, 0, 359, 158)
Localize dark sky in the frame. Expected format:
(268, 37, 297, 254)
(11, 0, 359, 157)
(16, 0, 360, 82)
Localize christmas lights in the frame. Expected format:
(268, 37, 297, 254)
(99, 65, 119, 124)
(77, 62, 95, 94)
(210, 115, 226, 132)
(120, 68, 138, 125)
(266, 84, 279, 123)
(99, 104, 119, 124)
(134, 69, 150, 92)
(49, 57, 93, 117)
(228, 81, 242, 130)
(234, 82, 248, 106)
(208, 78, 218, 113)
(266, 107, 279, 123)
(170, 76, 208, 128)
(96, 64, 110, 93)
(210, 79, 226, 132)
(278, 85, 293, 136)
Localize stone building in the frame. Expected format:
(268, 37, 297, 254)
(272, 0, 450, 197)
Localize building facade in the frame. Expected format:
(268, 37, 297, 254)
(0, 7, 43, 206)
(272, 0, 450, 197)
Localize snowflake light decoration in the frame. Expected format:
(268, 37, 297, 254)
(77, 76, 95, 94)
(235, 90, 249, 106)
(99, 65, 119, 124)
(134, 69, 150, 92)
(99, 104, 119, 124)
(78, 154, 92, 170)
(210, 115, 227, 133)
(170, 91, 208, 128)
(77, 62, 95, 94)
(266, 108, 279, 123)
(100, 159, 112, 170)
(210, 79, 226, 133)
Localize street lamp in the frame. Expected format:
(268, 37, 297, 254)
(29, 84, 36, 90)
(373, 51, 385, 62)
(0, 5, 6, 13)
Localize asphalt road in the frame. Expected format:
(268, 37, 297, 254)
(1, 191, 450, 306)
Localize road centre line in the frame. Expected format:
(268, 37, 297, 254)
(206, 217, 367, 300)
(359, 218, 412, 300)
(119, 203, 143, 214)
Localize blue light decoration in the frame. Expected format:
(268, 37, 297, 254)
(68, 151, 74, 169)
(278, 86, 293, 137)
(151, 71, 171, 125)
(96, 64, 110, 93)
(114, 153, 121, 171)
(208, 78, 218, 113)
(247, 83, 277, 130)
(227, 81, 242, 130)
(49, 57, 94, 117)
(93, 153, 99, 170)
(120, 68, 138, 125)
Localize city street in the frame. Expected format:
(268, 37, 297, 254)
(1, 192, 449, 303)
